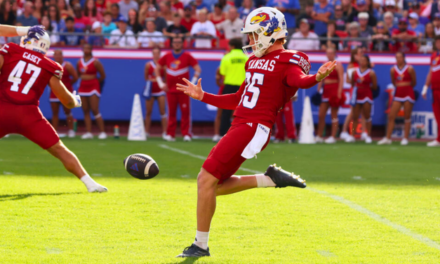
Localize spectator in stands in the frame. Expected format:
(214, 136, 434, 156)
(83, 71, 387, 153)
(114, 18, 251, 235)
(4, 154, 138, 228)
(73, 4, 92, 31)
(148, 6, 168, 33)
(191, 9, 217, 48)
(312, 0, 333, 35)
(119, 0, 139, 20)
(58, 0, 73, 20)
(181, 6, 198, 31)
(209, 4, 227, 30)
(383, 11, 397, 34)
(194, 0, 211, 12)
(33, 0, 44, 21)
(17, 1, 39, 26)
(333, 5, 347, 31)
(296, 3, 315, 31)
(380, 0, 402, 24)
(288, 18, 319, 50)
(343, 21, 368, 51)
(171, 0, 184, 14)
(60, 16, 85, 46)
(341, 0, 353, 19)
(371, 21, 391, 51)
(359, 12, 374, 38)
(348, 0, 377, 27)
(102, 12, 118, 40)
(138, 20, 165, 47)
(237, 0, 254, 20)
(420, 22, 435, 52)
(84, 0, 103, 24)
(267, 0, 300, 36)
(216, 7, 242, 40)
(391, 18, 417, 52)
(88, 21, 106, 46)
(109, 18, 138, 47)
(95, 0, 108, 14)
(408, 13, 425, 37)
(165, 13, 190, 41)
(111, 3, 125, 22)
(0, 0, 16, 26)
(48, 5, 66, 33)
(434, 13, 440, 35)
(429, 0, 440, 21)
(128, 9, 143, 34)
(320, 21, 340, 50)
(159, 1, 173, 24)
(412, 3, 430, 26)
(41, 15, 59, 44)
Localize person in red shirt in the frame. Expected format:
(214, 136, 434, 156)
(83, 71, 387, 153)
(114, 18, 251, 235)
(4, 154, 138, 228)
(316, 47, 344, 144)
(155, 37, 201, 141)
(77, 44, 107, 139)
(73, 3, 92, 31)
(0, 32, 107, 193)
(181, 6, 198, 32)
(350, 54, 377, 143)
(422, 36, 440, 147)
(274, 97, 297, 143)
(378, 52, 416, 146)
(144, 47, 167, 139)
(49, 50, 79, 138)
(174, 7, 336, 258)
(391, 18, 418, 52)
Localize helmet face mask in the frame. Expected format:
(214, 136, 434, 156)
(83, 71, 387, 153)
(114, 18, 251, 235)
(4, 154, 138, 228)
(241, 7, 287, 58)
(20, 32, 51, 55)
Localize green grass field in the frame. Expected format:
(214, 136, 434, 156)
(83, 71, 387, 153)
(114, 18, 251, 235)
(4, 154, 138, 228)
(1, 136, 440, 264)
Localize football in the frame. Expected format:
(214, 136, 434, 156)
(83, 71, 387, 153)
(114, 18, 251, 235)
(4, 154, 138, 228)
(123, 153, 159, 180)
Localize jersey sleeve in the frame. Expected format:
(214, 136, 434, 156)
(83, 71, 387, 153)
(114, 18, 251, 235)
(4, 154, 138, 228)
(43, 58, 63, 79)
(281, 50, 318, 89)
(201, 82, 245, 110)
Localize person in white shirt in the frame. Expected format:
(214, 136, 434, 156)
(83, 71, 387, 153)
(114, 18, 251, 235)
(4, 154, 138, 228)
(138, 20, 165, 47)
(190, 8, 216, 48)
(108, 18, 138, 48)
(287, 18, 319, 51)
(215, 7, 243, 40)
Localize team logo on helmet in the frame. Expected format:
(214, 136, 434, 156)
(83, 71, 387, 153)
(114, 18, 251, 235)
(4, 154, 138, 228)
(263, 16, 281, 36)
(250, 12, 270, 25)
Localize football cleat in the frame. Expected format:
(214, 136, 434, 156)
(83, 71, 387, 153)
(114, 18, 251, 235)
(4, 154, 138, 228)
(176, 244, 210, 258)
(183, 135, 192, 142)
(264, 164, 306, 188)
(87, 184, 108, 193)
(163, 134, 175, 142)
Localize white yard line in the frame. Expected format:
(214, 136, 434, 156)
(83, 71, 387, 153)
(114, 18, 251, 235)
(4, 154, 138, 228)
(158, 144, 440, 251)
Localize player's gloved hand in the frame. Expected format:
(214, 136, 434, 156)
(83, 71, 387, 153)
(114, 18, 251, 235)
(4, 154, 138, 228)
(316, 61, 337, 82)
(176, 78, 204, 100)
(73, 91, 82, 108)
(27, 25, 45, 40)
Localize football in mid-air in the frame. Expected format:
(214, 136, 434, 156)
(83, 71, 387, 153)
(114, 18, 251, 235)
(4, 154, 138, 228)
(123, 154, 159, 180)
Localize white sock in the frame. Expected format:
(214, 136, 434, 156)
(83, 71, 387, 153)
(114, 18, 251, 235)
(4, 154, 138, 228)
(80, 175, 99, 189)
(194, 230, 209, 250)
(255, 174, 276, 187)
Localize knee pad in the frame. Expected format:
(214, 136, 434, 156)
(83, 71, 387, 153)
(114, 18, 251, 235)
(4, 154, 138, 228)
(94, 113, 102, 119)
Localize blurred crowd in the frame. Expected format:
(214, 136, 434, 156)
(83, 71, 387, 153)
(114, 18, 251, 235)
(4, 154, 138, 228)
(1, 0, 440, 51)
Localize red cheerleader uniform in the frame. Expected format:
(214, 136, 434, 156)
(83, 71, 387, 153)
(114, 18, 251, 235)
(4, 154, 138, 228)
(393, 64, 415, 103)
(352, 68, 373, 104)
(78, 57, 101, 97)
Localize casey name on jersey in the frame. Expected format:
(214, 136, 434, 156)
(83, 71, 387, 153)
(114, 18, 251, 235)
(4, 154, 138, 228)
(23, 52, 42, 65)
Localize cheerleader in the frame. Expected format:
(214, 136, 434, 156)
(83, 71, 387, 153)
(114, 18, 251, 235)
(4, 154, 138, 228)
(378, 52, 416, 145)
(316, 47, 344, 144)
(350, 55, 377, 143)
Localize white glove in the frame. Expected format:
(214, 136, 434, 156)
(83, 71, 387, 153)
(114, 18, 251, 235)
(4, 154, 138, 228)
(156, 77, 165, 89)
(73, 91, 82, 108)
(422, 85, 428, 97)
(191, 76, 198, 84)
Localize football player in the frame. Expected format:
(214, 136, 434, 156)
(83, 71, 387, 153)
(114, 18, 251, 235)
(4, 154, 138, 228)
(0, 32, 107, 193)
(175, 7, 336, 257)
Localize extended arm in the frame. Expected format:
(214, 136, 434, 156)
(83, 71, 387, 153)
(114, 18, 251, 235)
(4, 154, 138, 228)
(0, 25, 36, 37)
(371, 71, 378, 90)
(337, 63, 344, 97)
(409, 66, 416, 88)
(422, 68, 431, 99)
(286, 61, 337, 89)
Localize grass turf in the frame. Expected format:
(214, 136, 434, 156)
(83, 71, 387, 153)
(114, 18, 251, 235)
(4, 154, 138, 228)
(0, 135, 439, 263)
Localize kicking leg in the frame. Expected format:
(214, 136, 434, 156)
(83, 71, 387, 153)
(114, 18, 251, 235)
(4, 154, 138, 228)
(46, 141, 107, 193)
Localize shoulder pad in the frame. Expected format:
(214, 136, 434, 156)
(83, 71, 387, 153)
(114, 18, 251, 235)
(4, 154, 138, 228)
(280, 50, 311, 75)
(43, 57, 64, 79)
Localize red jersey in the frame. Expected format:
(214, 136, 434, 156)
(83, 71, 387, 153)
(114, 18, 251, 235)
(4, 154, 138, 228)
(431, 52, 440, 90)
(78, 57, 98, 76)
(393, 65, 412, 86)
(391, 29, 417, 52)
(158, 51, 198, 93)
(147, 61, 166, 95)
(181, 18, 198, 31)
(202, 49, 318, 128)
(353, 68, 372, 90)
(0, 43, 63, 106)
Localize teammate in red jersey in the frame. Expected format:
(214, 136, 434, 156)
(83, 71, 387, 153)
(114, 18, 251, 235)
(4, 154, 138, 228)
(77, 44, 107, 140)
(175, 7, 336, 257)
(350, 55, 377, 144)
(144, 47, 167, 139)
(155, 37, 201, 142)
(50, 50, 78, 138)
(316, 47, 344, 144)
(378, 52, 416, 146)
(274, 97, 297, 143)
(0, 32, 107, 193)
